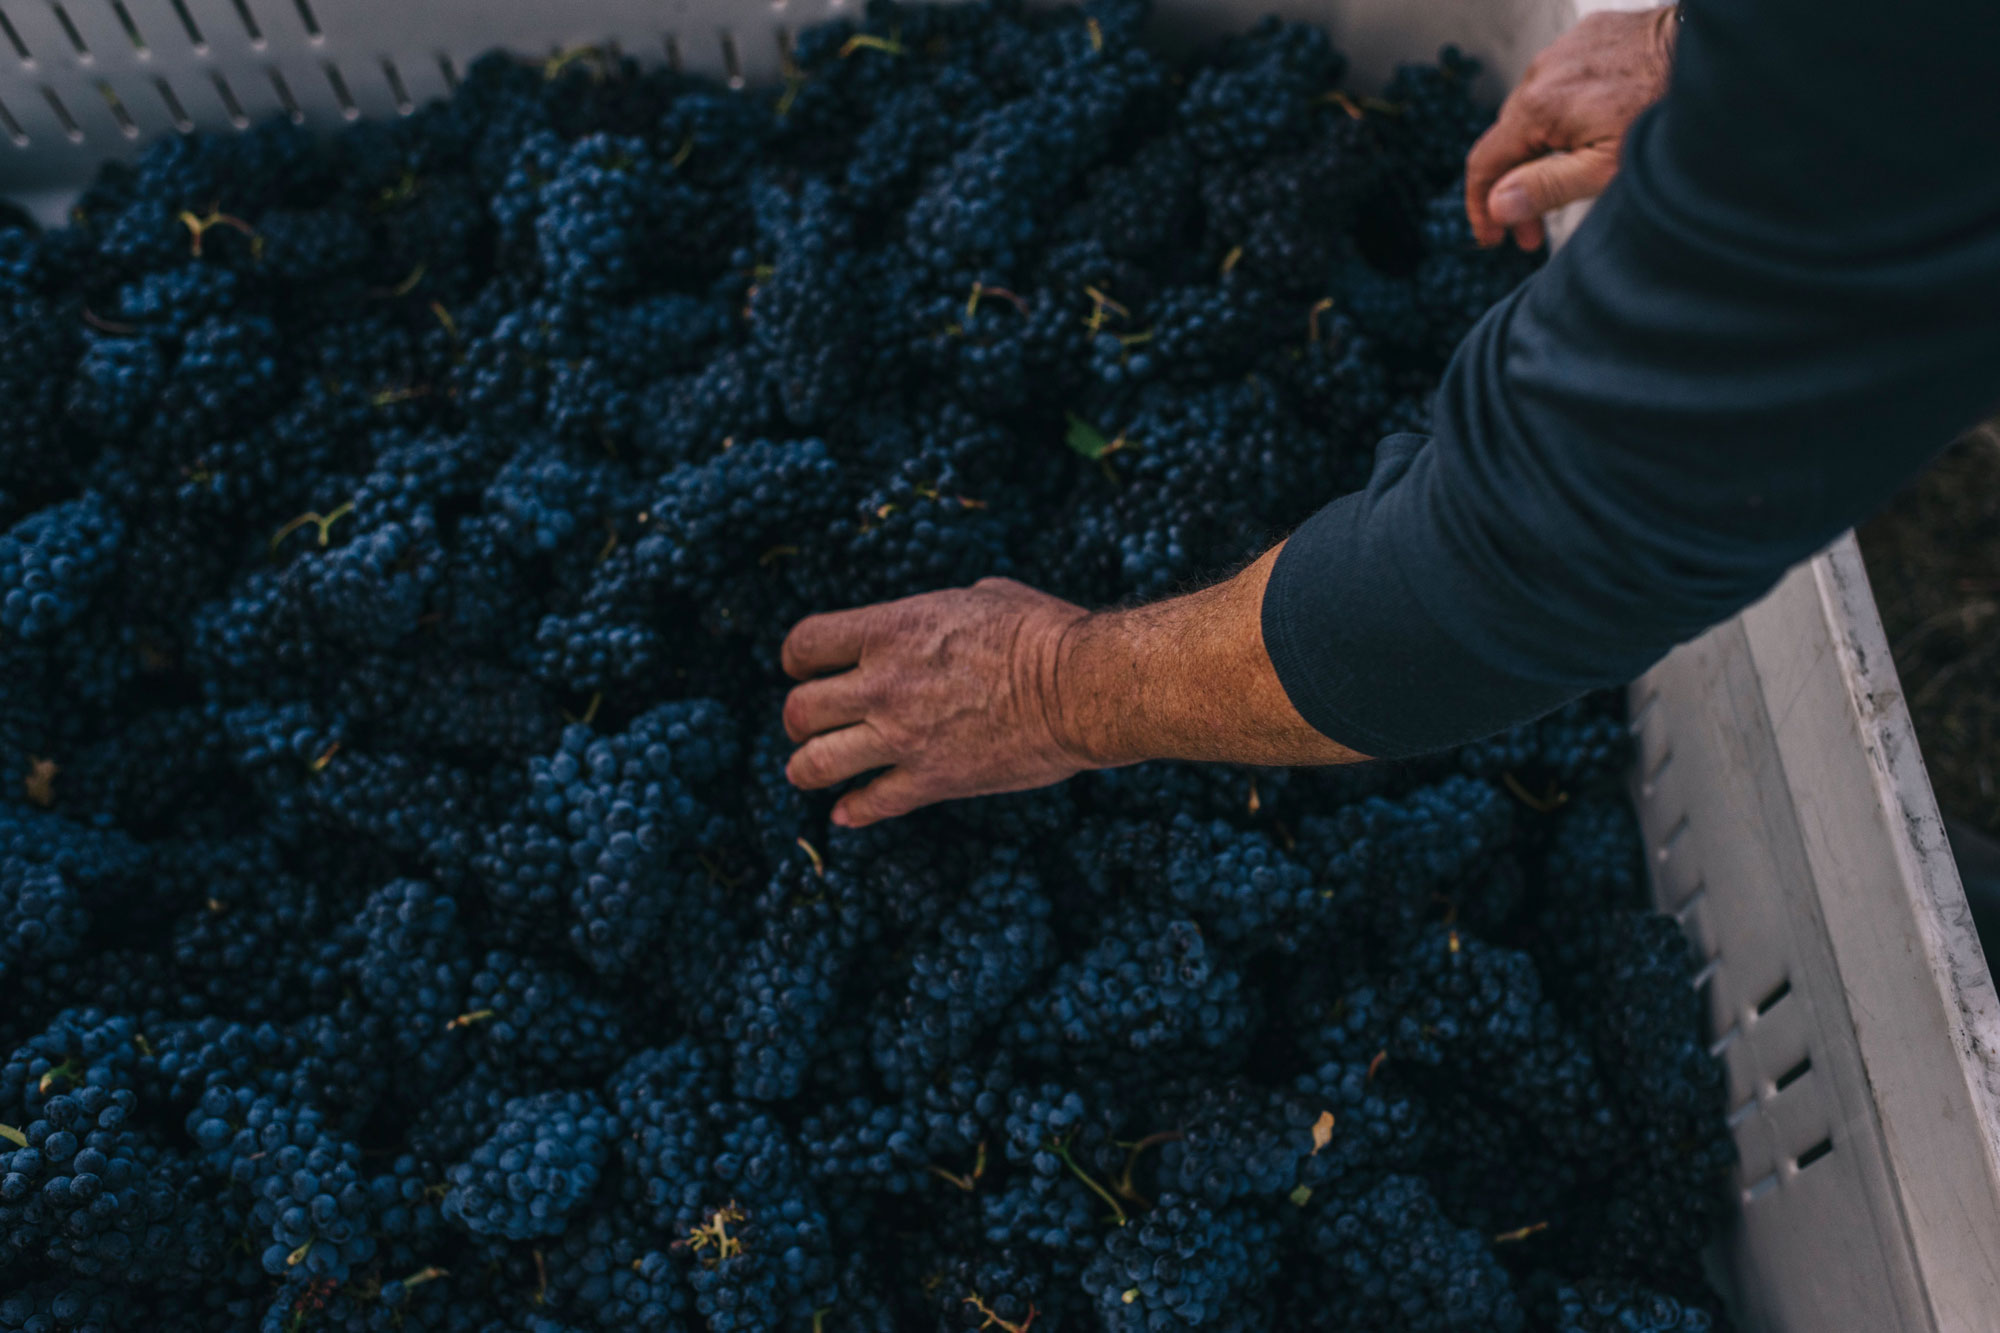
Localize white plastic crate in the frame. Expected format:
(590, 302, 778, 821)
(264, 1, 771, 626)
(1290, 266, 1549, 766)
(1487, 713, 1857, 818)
(0, 0, 1571, 223)
(5, 1, 1999, 1328)
(1632, 534, 2000, 1331)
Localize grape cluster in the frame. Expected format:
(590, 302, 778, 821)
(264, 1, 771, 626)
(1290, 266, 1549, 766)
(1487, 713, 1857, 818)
(442, 1090, 615, 1240)
(0, 494, 124, 641)
(1290, 1173, 1525, 1331)
(1541, 1278, 1726, 1333)
(0, 859, 88, 984)
(0, 0, 1734, 1327)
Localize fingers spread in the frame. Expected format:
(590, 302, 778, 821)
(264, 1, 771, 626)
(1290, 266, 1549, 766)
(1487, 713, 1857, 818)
(1487, 144, 1619, 228)
(782, 671, 871, 743)
(781, 606, 877, 680)
(786, 723, 893, 791)
(832, 768, 932, 828)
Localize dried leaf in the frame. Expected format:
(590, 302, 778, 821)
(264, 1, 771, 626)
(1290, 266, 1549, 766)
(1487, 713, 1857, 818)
(22, 757, 56, 808)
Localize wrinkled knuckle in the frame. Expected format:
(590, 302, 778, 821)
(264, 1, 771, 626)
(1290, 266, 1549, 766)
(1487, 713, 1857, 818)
(857, 674, 893, 712)
(1514, 83, 1554, 122)
(1528, 172, 1572, 211)
(869, 723, 912, 759)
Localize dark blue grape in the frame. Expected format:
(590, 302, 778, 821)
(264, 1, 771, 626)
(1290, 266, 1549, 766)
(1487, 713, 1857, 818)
(0, 495, 123, 641)
(1290, 1173, 1524, 1332)
(442, 1089, 615, 1240)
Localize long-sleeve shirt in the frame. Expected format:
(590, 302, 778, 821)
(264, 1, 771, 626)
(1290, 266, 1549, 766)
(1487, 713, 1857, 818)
(1261, 0, 2000, 758)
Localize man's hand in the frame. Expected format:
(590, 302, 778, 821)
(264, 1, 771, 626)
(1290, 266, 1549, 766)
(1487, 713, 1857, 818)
(780, 548, 1367, 827)
(1465, 5, 1677, 250)
(781, 578, 1097, 828)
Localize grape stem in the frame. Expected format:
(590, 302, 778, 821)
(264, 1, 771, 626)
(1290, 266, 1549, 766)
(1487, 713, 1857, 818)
(925, 1140, 988, 1192)
(1112, 1129, 1184, 1205)
(270, 501, 356, 555)
(1047, 1133, 1127, 1225)
(37, 1058, 79, 1096)
(178, 207, 261, 258)
(964, 1292, 1037, 1332)
(840, 31, 906, 57)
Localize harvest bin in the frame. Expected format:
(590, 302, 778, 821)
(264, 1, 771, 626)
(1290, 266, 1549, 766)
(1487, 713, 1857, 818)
(4, 0, 1999, 1328)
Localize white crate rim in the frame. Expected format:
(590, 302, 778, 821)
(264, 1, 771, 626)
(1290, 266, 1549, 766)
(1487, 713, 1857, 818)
(0, 0, 1570, 223)
(1634, 536, 2000, 1330)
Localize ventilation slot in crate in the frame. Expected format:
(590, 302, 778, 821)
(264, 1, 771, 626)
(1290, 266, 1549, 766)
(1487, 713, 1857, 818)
(107, 0, 143, 54)
(718, 28, 742, 86)
(210, 70, 247, 127)
(322, 57, 355, 117)
(96, 78, 135, 136)
(380, 57, 409, 113)
(49, 3, 88, 57)
(227, 0, 263, 46)
(42, 84, 81, 139)
(0, 9, 30, 62)
(267, 65, 299, 121)
(166, 0, 203, 50)
(152, 72, 189, 129)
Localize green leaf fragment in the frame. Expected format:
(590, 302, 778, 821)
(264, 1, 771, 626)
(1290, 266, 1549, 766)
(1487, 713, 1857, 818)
(1065, 414, 1114, 460)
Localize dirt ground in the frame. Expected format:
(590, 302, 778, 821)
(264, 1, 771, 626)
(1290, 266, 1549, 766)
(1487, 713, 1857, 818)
(1857, 421, 2000, 838)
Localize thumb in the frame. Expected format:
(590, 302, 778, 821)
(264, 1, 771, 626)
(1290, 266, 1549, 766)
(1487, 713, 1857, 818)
(1486, 144, 1621, 227)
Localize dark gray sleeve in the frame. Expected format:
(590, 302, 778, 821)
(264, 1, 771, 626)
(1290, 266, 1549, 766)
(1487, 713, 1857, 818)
(1263, 0, 2000, 757)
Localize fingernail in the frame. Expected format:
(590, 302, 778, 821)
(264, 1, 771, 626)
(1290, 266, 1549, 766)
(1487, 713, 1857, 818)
(830, 808, 853, 827)
(1490, 185, 1531, 224)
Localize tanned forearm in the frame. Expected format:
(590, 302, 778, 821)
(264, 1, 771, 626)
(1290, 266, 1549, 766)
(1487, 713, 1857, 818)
(1047, 544, 1367, 768)
(779, 542, 1364, 827)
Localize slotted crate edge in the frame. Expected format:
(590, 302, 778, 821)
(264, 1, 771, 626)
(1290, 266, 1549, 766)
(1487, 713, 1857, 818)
(1631, 532, 2000, 1332)
(0, 0, 1571, 224)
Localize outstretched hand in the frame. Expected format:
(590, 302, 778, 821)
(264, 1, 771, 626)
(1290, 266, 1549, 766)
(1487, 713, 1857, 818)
(1464, 5, 1677, 250)
(780, 578, 1099, 828)
(779, 549, 1368, 827)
